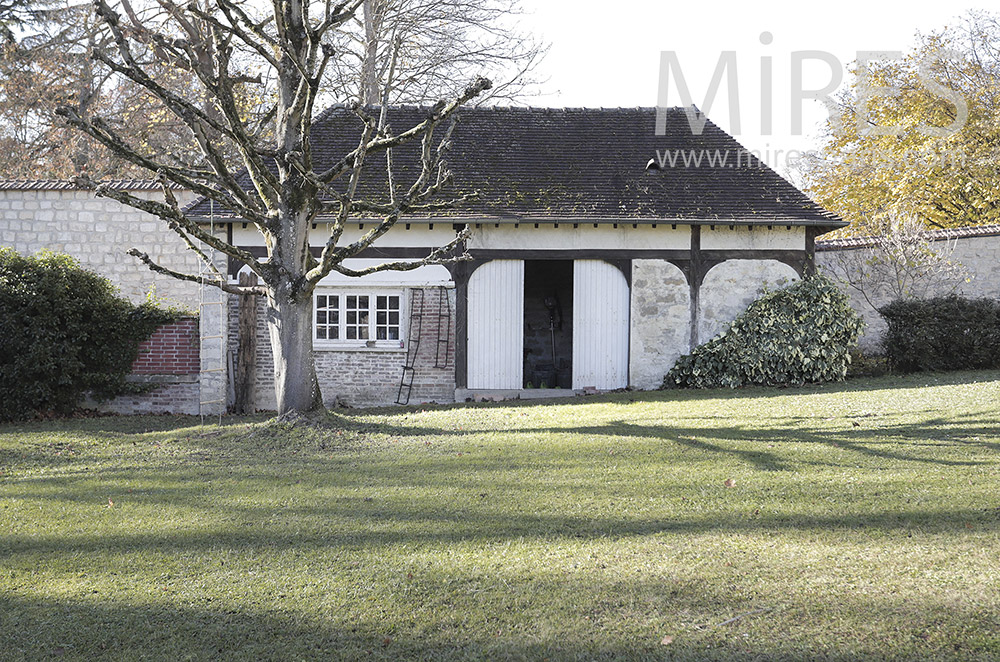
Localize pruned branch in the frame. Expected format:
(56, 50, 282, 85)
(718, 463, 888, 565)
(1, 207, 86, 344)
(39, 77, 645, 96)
(73, 173, 271, 281)
(128, 248, 266, 295)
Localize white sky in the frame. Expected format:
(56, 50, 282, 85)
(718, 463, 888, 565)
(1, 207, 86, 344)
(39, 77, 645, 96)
(521, 0, 989, 175)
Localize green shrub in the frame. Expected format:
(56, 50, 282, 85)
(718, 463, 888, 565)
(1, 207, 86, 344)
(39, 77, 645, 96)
(846, 348, 891, 378)
(0, 249, 177, 421)
(880, 296, 1000, 372)
(664, 274, 865, 389)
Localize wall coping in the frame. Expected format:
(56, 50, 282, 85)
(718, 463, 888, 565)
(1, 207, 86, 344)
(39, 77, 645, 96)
(817, 224, 1000, 250)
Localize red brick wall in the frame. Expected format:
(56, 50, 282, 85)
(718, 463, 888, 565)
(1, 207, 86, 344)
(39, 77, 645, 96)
(132, 318, 200, 375)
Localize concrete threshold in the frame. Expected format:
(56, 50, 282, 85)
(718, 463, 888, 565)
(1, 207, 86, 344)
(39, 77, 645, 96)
(455, 388, 590, 403)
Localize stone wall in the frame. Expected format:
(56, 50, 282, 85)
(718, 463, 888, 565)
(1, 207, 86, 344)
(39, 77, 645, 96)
(629, 259, 691, 390)
(230, 286, 456, 410)
(98, 376, 201, 416)
(0, 184, 200, 307)
(816, 226, 1000, 351)
(697, 259, 800, 344)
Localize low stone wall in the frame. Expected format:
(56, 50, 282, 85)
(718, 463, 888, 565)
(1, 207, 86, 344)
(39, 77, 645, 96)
(98, 375, 201, 416)
(816, 225, 1000, 351)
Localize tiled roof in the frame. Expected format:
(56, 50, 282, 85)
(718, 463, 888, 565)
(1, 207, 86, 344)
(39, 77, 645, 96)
(186, 106, 842, 227)
(0, 179, 176, 191)
(816, 223, 1000, 250)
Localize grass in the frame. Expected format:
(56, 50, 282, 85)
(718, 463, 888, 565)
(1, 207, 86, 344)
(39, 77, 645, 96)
(1, 371, 999, 661)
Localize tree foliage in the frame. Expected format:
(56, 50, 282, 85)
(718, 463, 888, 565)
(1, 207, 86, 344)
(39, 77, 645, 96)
(802, 11, 1000, 235)
(0, 0, 204, 178)
(0, 248, 175, 421)
(664, 275, 865, 389)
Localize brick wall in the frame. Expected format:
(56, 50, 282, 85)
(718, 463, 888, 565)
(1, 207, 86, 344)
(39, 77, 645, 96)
(229, 286, 456, 409)
(94, 317, 202, 415)
(132, 318, 200, 375)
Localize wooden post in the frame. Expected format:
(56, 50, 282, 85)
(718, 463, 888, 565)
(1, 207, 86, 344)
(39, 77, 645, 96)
(234, 272, 258, 414)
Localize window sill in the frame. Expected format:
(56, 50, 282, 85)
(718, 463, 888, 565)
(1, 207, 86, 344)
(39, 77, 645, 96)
(313, 342, 407, 353)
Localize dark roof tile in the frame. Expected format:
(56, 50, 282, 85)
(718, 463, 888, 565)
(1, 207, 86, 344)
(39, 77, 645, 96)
(187, 106, 841, 226)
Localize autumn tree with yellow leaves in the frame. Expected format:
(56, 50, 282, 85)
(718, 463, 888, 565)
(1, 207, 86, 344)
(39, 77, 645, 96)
(802, 11, 1000, 235)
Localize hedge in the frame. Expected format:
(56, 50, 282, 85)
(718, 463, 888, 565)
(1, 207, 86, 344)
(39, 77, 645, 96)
(880, 296, 1000, 372)
(0, 249, 177, 421)
(664, 274, 864, 389)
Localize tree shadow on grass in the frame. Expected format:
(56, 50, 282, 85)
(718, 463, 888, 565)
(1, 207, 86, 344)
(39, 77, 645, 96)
(0, 571, 995, 661)
(3, 495, 998, 559)
(338, 414, 999, 471)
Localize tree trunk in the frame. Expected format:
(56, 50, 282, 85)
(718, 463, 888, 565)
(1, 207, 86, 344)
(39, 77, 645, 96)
(234, 272, 258, 414)
(267, 285, 323, 415)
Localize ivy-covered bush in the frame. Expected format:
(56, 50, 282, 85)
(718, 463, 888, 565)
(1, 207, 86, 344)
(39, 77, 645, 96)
(0, 249, 177, 421)
(664, 274, 865, 389)
(880, 296, 1000, 372)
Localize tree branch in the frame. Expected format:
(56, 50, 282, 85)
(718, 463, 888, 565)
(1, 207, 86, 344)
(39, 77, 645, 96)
(128, 248, 266, 295)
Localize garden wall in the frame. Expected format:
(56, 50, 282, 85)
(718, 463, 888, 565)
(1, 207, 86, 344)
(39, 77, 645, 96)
(0, 181, 200, 307)
(816, 225, 1000, 351)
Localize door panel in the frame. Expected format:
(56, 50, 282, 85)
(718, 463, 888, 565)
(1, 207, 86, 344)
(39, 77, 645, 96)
(573, 260, 629, 389)
(467, 260, 524, 389)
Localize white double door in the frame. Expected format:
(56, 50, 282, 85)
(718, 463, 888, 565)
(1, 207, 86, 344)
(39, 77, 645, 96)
(466, 259, 628, 390)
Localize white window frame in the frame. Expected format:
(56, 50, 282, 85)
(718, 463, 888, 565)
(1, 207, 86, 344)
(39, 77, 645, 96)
(313, 288, 407, 351)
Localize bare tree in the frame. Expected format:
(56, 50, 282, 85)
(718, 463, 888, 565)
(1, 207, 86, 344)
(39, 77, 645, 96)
(823, 215, 970, 311)
(57, 0, 491, 415)
(327, 0, 546, 106)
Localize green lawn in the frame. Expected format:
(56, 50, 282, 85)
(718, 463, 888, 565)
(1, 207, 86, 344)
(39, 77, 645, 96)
(1, 372, 999, 661)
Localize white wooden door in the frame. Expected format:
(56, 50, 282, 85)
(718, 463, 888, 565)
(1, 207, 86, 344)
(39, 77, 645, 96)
(573, 260, 629, 389)
(467, 260, 524, 389)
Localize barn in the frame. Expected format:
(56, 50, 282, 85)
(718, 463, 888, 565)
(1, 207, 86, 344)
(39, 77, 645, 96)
(183, 106, 845, 409)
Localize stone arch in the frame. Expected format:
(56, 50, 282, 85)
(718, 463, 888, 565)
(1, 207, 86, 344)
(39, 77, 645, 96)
(697, 259, 799, 344)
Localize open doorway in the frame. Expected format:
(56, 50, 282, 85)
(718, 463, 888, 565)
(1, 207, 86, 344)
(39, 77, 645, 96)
(523, 260, 573, 389)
